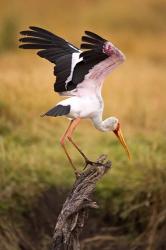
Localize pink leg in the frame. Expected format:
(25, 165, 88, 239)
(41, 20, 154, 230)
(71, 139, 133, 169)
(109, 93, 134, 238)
(68, 137, 89, 161)
(60, 118, 94, 173)
(60, 118, 81, 175)
(64, 118, 90, 161)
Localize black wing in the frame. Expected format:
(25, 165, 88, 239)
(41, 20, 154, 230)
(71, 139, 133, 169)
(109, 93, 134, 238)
(19, 26, 80, 92)
(69, 31, 109, 86)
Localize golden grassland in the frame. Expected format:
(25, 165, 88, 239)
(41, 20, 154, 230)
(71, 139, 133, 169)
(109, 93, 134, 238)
(0, 0, 166, 246)
(0, 52, 165, 212)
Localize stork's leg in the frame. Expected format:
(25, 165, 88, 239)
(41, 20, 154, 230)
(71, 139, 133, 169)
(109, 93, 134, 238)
(61, 118, 99, 173)
(65, 118, 89, 159)
(61, 118, 87, 160)
(60, 120, 79, 176)
(65, 119, 95, 165)
(68, 137, 89, 161)
(68, 137, 100, 168)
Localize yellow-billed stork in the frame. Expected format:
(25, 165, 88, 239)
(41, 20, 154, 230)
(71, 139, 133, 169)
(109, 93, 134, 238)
(19, 26, 130, 175)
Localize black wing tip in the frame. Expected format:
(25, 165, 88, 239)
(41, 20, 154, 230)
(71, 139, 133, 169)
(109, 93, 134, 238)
(81, 35, 103, 46)
(19, 26, 36, 34)
(19, 37, 25, 42)
(80, 31, 107, 53)
(20, 30, 27, 35)
(19, 26, 50, 36)
(85, 30, 99, 36)
(84, 30, 106, 42)
(29, 26, 45, 32)
(85, 30, 93, 34)
(19, 44, 27, 49)
(29, 25, 36, 29)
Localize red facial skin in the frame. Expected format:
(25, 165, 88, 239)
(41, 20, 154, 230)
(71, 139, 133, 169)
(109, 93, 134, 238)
(113, 122, 120, 135)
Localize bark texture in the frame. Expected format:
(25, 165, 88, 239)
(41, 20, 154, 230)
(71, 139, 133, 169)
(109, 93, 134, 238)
(51, 155, 111, 250)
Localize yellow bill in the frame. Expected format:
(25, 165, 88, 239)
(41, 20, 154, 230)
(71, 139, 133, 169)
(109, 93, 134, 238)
(113, 127, 131, 160)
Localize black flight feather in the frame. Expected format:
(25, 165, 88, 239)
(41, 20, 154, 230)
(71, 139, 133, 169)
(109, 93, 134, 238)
(29, 26, 67, 44)
(19, 37, 51, 44)
(85, 31, 106, 42)
(19, 44, 56, 49)
(41, 105, 70, 117)
(19, 26, 110, 93)
(81, 36, 102, 45)
(80, 43, 101, 50)
(20, 30, 53, 41)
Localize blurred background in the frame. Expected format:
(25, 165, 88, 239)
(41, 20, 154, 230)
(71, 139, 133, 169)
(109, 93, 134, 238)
(0, 0, 166, 249)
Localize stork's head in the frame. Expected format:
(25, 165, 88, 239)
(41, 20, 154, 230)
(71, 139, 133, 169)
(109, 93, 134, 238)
(103, 117, 130, 159)
(103, 41, 126, 65)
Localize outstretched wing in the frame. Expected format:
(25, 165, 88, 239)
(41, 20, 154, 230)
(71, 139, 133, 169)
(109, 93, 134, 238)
(19, 26, 81, 93)
(19, 27, 125, 96)
(70, 31, 109, 87)
(70, 31, 125, 95)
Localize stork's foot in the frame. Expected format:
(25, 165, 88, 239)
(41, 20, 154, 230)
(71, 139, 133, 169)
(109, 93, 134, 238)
(83, 158, 103, 170)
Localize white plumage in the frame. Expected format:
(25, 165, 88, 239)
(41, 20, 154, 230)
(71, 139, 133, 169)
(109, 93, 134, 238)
(19, 26, 130, 175)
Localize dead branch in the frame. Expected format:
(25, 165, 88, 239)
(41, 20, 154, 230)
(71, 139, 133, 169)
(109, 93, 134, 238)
(51, 155, 111, 250)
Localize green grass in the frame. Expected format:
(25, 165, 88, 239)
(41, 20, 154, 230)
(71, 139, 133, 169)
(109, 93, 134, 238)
(0, 103, 165, 221)
(0, 0, 166, 247)
(0, 54, 165, 227)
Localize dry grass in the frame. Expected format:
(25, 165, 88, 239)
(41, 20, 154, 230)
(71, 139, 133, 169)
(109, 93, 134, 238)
(0, 51, 165, 206)
(0, 0, 166, 246)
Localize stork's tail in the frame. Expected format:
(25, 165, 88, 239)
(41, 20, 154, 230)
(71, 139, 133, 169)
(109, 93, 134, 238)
(41, 104, 70, 117)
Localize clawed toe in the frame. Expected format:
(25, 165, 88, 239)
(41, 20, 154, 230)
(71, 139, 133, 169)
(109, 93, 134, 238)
(84, 158, 103, 170)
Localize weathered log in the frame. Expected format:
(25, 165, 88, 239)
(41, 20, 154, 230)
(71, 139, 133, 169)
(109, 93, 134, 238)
(51, 155, 111, 250)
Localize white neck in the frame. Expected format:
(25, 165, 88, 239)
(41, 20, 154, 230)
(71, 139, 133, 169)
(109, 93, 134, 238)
(92, 114, 116, 132)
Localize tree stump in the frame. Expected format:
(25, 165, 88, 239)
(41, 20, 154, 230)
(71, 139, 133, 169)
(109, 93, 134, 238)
(51, 155, 111, 250)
